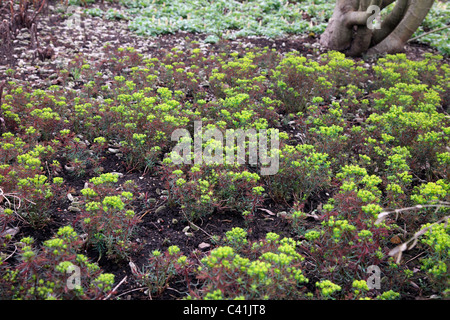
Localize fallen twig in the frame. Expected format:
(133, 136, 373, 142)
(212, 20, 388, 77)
(404, 251, 426, 265)
(0, 80, 6, 129)
(0, 187, 36, 224)
(388, 215, 449, 264)
(114, 286, 147, 299)
(375, 202, 450, 225)
(408, 25, 450, 42)
(2, 244, 17, 262)
(103, 275, 127, 300)
(181, 208, 214, 240)
(374, 202, 450, 263)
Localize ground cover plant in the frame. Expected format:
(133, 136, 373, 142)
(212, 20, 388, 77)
(0, 0, 449, 301)
(82, 0, 450, 54)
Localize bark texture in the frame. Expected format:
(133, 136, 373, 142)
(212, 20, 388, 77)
(320, 0, 435, 56)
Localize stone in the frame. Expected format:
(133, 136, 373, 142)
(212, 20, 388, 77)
(198, 242, 210, 250)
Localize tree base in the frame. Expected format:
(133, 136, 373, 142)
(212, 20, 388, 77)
(320, 0, 435, 57)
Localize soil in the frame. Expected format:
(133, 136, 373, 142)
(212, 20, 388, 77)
(1, 0, 447, 300)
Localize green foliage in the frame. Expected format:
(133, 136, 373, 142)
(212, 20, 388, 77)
(224, 227, 249, 251)
(164, 162, 264, 221)
(264, 143, 331, 202)
(1, 26, 449, 300)
(78, 175, 140, 260)
(270, 52, 332, 113)
(419, 221, 450, 293)
(0, 226, 114, 299)
(105, 0, 450, 54)
(131, 245, 191, 296)
(124, 0, 332, 38)
(194, 232, 308, 299)
(316, 280, 341, 299)
(412, 1, 450, 55)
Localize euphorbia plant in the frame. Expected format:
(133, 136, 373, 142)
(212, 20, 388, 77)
(0, 226, 115, 300)
(264, 143, 332, 203)
(193, 231, 309, 299)
(270, 51, 333, 113)
(130, 245, 192, 297)
(163, 160, 264, 222)
(301, 210, 390, 290)
(78, 174, 140, 260)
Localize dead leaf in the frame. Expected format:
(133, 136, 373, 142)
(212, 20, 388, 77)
(129, 261, 138, 275)
(390, 235, 402, 244)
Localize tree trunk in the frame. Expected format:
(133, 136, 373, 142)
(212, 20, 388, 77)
(320, 0, 435, 56)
